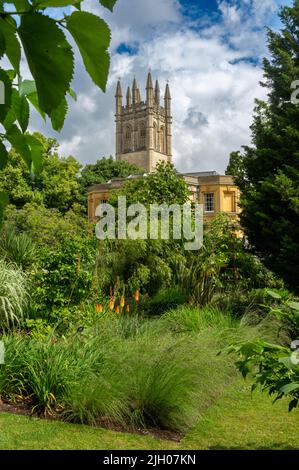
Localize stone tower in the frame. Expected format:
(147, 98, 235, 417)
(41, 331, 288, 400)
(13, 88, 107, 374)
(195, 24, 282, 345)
(115, 72, 172, 173)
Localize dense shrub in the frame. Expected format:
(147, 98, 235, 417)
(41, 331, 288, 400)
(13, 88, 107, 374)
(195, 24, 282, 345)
(142, 286, 186, 316)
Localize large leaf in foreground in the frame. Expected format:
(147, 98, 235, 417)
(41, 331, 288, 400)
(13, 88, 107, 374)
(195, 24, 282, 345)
(67, 11, 111, 92)
(99, 0, 117, 12)
(0, 18, 21, 73)
(18, 13, 74, 115)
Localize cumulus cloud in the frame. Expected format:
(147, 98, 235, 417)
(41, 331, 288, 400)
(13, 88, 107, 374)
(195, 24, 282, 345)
(27, 0, 291, 173)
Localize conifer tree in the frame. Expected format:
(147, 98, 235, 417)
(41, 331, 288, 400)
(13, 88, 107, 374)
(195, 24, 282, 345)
(228, 0, 299, 292)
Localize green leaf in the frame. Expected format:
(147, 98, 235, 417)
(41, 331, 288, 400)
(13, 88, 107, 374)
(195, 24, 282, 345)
(0, 68, 12, 123)
(0, 141, 8, 170)
(19, 79, 36, 97)
(0, 18, 21, 73)
(67, 11, 111, 92)
(36, 1, 82, 6)
(280, 383, 299, 395)
(278, 356, 295, 369)
(99, 0, 117, 12)
(10, 1, 31, 10)
(19, 79, 46, 121)
(287, 302, 299, 312)
(267, 290, 282, 300)
(6, 124, 31, 169)
(4, 88, 30, 132)
(50, 97, 68, 131)
(27, 91, 46, 121)
(26, 135, 43, 175)
(17, 94, 30, 132)
(67, 88, 77, 101)
(18, 13, 74, 115)
(0, 30, 5, 58)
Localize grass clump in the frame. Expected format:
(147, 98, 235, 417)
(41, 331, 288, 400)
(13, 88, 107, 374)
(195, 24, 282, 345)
(0, 304, 282, 433)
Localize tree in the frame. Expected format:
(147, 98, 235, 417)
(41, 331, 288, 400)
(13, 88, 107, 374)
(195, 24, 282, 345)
(109, 162, 190, 206)
(227, 0, 299, 293)
(0, 132, 81, 211)
(79, 157, 140, 205)
(0, 0, 117, 219)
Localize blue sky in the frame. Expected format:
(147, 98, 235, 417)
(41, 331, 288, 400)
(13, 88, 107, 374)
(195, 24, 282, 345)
(23, 0, 294, 173)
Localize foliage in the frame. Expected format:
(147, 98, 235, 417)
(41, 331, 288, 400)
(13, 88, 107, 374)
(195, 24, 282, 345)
(226, 291, 299, 411)
(79, 157, 140, 205)
(3, 202, 96, 315)
(0, 259, 28, 329)
(95, 238, 179, 297)
(0, 0, 117, 220)
(96, 162, 191, 297)
(0, 225, 37, 270)
(211, 287, 288, 319)
(142, 286, 186, 316)
(4, 202, 91, 247)
(0, 304, 276, 431)
(109, 161, 189, 207)
(33, 234, 96, 312)
(227, 0, 299, 292)
(0, 133, 82, 211)
(175, 213, 279, 306)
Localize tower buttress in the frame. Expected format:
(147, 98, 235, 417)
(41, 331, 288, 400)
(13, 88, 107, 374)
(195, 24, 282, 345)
(164, 83, 172, 159)
(155, 80, 160, 106)
(115, 79, 122, 114)
(115, 79, 123, 159)
(132, 77, 138, 105)
(126, 86, 132, 107)
(146, 72, 154, 108)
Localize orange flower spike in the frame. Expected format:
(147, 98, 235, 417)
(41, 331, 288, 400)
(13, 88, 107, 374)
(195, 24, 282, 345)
(109, 298, 115, 311)
(120, 296, 125, 308)
(134, 290, 140, 302)
(96, 304, 103, 313)
(115, 306, 120, 315)
(126, 305, 130, 314)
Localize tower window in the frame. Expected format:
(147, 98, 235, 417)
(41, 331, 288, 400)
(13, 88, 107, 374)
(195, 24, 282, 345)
(204, 193, 215, 213)
(124, 124, 133, 152)
(139, 122, 146, 149)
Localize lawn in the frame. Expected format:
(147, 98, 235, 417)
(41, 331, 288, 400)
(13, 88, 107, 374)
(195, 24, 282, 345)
(1, 379, 298, 450)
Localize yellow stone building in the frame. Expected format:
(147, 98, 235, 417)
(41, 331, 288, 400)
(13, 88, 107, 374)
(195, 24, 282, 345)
(87, 73, 240, 222)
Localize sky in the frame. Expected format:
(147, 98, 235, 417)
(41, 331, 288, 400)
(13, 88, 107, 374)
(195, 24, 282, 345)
(26, 0, 294, 173)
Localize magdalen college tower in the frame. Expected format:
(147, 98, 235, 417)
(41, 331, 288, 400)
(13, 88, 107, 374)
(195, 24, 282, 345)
(115, 72, 172, 172)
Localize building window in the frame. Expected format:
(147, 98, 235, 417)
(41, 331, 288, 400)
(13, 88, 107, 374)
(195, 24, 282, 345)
(139, 122, 146, 149)
(204, 193, 215, 213)
(124, 124, 133, 152)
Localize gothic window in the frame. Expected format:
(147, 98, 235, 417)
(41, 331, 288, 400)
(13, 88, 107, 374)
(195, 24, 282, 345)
(139, 122, 146, 149)
(160, 126, 165, 154)
(153, 122, 157, 150)
(124, 124, 133, 152)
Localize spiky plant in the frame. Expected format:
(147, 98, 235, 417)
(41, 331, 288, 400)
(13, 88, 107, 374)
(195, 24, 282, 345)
(0, 227, 37, 270)
(0, 259, 29, 328)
